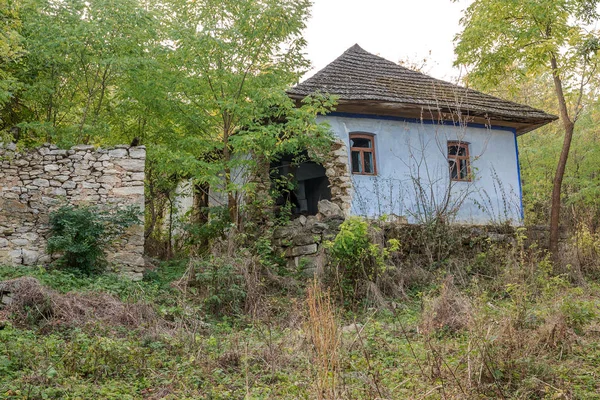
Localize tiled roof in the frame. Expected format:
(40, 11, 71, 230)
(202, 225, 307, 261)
(288, 44, 557, 127)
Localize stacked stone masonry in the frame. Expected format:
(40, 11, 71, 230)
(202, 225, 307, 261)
(311, 139, 353, 217)
(273, 199, 561, 278)
(273, 200, 346, 276)
(0, 143, 146, 280)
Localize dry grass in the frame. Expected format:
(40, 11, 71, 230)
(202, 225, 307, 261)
(421, 275, 472, 335)
(306, 279, 341, 400)
(0, 276, 165, 332)
(459, 309, 578, 398)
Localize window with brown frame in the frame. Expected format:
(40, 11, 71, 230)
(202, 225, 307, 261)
(350, 133, 377, 175)
(448, 141, 471, 182)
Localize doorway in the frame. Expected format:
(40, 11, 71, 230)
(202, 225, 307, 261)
(271, 153, 332, 216)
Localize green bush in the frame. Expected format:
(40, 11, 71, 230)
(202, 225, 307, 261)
(191, 256, 247, 317)
(325, 217, 399, 303)
(47, 204, 140, 275)
(560, 295, 597, 334)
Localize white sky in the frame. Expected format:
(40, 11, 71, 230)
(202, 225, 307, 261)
(303, 0, 472, 81)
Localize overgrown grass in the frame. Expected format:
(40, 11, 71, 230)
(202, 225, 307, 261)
(2, 288, 598, 399)
(0, 262, 185, 303)
(2, 236, 600, 399)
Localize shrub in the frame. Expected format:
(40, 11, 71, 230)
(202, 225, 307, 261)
(325, 217, 399, 304)
(47, 204, 139, 275)
(191, 256, 247, 317)
(560, 295, 597, 334)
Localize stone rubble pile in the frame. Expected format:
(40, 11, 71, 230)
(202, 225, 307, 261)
(273, 200, 345, 276)
(313, 139, 353, 217)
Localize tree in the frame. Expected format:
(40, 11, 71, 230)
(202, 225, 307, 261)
(3, 0, 335, 246)
(162, 0, 335, 225)
(454, 0, 600, 255)
(1, 0, 160, 145)
(0, 0, 23, 139)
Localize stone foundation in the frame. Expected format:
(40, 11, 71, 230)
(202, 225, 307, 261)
(273, 200, 345, 276)
(273, 201, 561, 277)
(0, 143, 146, 280)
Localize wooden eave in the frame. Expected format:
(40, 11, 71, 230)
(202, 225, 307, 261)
(289, 96, 558, 136)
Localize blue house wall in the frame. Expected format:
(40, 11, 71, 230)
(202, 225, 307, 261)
(319, 113, 524, 224)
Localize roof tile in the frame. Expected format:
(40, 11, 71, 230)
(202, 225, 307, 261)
(288, 44, 557, 126)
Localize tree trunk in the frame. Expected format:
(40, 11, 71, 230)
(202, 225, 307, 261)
(227, 191, 238, 226)
(549, 55, 575, 255)
(191, 182, 210, 253)
(192, 182, 210, 225)
(221, 112, 240, 227)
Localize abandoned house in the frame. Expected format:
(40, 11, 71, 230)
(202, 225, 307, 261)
(280, 44, 557, 224)
(180, 44, 557, 226)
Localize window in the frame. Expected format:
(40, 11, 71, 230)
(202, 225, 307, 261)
(448, 141, 471, 182)
(350, 133, 377, 175)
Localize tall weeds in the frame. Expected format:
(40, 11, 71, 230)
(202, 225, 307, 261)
(306, 280, 341, 399)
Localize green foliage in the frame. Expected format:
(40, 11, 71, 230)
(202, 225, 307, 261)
(142, 259, 188, 286)
(154, 0, 337, 219)
(0, 264, 175, 305)
(0, 0, 23, 134)
(454, 0, 599, 91)
(2, 0, 160, 146)
(326, 217, 399, 303)
(191, 256, 247, 317)
(2, 231, 600, 398)
(1, 0, 336, 245)
(47, 204, 139, 274)
(177, 205, 232, 253)
(455, 0, 600, 230)
(519, 100, 600, 226)
(1, 267, 600, 398)
(328, 217, 371, 266)
(560, 294, 597, 334)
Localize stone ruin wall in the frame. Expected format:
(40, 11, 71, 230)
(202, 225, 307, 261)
(312, 138, 353, 217)
(0, 143, 146, 280)
(274, 200, 560, 278)
(273, 200, 346, 276)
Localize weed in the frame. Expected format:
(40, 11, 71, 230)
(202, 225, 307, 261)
(325, 217, 399, 306)
(47, 204, 139, 275)
(306, 280, 340, 399)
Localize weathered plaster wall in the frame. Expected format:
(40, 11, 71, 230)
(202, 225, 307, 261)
(318, 114, 523, 224)
(0, 143, 146, 279)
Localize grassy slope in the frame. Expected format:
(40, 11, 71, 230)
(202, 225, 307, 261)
(1, 264, 599, 399)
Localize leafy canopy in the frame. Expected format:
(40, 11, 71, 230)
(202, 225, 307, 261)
(2, 0, 159, 145)
(454, 0, 600, 91)
(0, 0, 23, 131)
(155, 0, 335, 194)
(2, 0, 336, 229)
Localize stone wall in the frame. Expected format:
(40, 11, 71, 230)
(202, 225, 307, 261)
(312, 138, 353, 217)
(273, 202, 563, 278)
(274, 200, 345, 276)
(0, 143, 146, 280)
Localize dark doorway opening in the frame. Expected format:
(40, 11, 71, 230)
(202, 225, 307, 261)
(271, 153, 332, 216)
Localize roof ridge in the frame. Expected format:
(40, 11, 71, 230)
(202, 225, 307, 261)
(347, 43, 364, 52)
